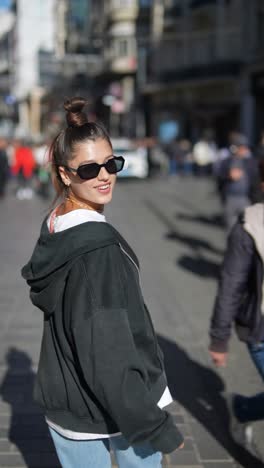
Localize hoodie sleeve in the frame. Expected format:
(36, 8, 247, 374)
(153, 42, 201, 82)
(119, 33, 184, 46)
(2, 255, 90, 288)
(209, 222, 255, 352)
(70, 244, 183, 454)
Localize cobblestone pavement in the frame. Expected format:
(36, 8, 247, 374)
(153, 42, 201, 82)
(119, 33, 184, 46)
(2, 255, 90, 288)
(0, 176, 263, 468)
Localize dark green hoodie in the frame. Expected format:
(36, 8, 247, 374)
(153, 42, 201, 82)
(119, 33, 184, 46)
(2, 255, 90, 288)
(22, 218, 183, 453)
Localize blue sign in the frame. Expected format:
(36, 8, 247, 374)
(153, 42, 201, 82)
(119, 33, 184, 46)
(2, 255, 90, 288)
(5, 95, 16, 105)
(0, 0, 12, 10)
(158, 120, 179, 144)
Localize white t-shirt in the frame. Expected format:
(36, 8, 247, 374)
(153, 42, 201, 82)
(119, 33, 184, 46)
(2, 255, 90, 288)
(47, 208, 106, 232)
(46, 208, 173, 440)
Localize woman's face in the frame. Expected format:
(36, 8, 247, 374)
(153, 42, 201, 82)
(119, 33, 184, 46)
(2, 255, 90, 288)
(59, 138, 116, 210)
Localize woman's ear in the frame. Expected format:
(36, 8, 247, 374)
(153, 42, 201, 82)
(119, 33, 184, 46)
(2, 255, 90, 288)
(58, 166, 71, 186)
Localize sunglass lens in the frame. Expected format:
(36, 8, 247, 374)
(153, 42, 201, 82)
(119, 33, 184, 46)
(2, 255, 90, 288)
(104, 159, 116, 174)
(115, 157, 125, 172)
(106, 157, 125, 174)
(77, 163, 99, 180)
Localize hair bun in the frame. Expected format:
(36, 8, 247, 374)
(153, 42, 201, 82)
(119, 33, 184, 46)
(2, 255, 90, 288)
(64, 97, 88, 128)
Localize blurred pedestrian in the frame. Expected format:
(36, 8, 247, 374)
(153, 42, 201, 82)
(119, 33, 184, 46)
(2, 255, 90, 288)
(192, 129, 217, 176)
(176, 139, 193, 176)
(149, 139, 169, 177)
(12, 139, 36, 200)
(21, 97, 184, 468)
(0, 137, 9, 198)
(209, 201, 264, 453)
(164, 138, 178, 176)
(33, 140, 51, 199)
(217, 134, 259, 232)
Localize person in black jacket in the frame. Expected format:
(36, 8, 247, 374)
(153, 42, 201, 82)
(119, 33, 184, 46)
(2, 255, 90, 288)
(21, 97, 183, 468)
(217, 134, 259, 232)
(209, 201, 264, 451)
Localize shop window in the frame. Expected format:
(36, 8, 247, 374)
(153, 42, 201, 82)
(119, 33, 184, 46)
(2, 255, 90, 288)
(118, 39, 129, 57)
(111, 0, 135, 8)
(139, 0, 152, 6)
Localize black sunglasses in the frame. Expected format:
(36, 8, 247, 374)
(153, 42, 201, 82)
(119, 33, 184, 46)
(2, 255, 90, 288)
(63, 156, 125, 180)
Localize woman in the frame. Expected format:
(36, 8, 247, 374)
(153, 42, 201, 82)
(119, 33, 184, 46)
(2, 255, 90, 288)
(22, 97, 183, 468)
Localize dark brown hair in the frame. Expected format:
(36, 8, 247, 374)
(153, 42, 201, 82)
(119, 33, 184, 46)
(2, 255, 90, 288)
(49, 96, 112, 201)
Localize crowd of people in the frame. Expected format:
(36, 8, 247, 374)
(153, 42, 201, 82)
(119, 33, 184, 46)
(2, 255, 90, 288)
(152, 129, 264, 233)
(1, 130, 264, 231)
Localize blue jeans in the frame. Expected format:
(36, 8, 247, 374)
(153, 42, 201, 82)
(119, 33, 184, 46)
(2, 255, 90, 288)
(49, 428, 162, 468)
(234, 341, 264, 423)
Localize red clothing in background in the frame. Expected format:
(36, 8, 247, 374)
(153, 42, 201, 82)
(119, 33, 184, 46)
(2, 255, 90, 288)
(12, 146, 36, 179)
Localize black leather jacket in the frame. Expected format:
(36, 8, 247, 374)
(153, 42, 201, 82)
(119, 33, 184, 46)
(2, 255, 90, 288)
(210, 216, 264, 352)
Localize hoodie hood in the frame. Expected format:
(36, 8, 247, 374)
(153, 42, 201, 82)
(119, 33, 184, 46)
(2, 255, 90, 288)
(21, 219, 117, 317)
(244, 204, 264, 263)
(243, 203, 264, 315)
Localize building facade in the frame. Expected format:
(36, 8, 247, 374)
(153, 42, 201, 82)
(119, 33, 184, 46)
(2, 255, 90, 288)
(11, 0, 56, 137)
(0, 5, 16, 136)
(140, 0, 264, 146)
(3, 0, 263, 144)
(39, 0, 104, 137)
(7, 0, 105, 137)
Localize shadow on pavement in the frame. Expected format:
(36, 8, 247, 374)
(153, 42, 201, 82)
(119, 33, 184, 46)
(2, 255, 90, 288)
(166, 229, 224, 257)
(0, 348, 59, 468)
(177, 254, 220, 280)
(158, 335, 264, 468)
(176, 212, 225, 229)
(144, 198, 224, 260)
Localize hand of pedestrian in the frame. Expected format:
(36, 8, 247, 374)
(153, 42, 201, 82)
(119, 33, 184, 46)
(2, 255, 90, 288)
(175, 441, 184, 450)
(229, 167, 244, 181)
(209, 350, 228, 367)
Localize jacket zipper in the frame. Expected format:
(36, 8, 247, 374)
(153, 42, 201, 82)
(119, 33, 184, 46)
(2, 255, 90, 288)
(119, 243, 162, 367)
(119, 243, 141, 283)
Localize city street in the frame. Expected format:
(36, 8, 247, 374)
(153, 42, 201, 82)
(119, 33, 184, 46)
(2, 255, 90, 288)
(0, 175, 263, 468)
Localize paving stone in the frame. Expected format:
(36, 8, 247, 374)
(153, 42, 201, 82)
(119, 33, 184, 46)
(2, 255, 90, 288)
(164, 465, 202, 468)
(174, 423, 192, 438)
(172, 414, 185, 424)
(200, 464, 235, 468)
(0, 452, 60, 467)
(0, 438, 55, 453)
(189, 421, 232, 462)
(167, 449, 200, 465)
(0, 425, 50, 439)
(0, 440, 17, 452)
(168, 401, 183, 415)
